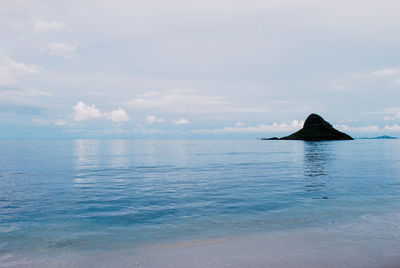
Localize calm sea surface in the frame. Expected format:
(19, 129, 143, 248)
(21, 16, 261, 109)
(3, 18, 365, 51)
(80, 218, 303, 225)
(1, 139, 400, 262)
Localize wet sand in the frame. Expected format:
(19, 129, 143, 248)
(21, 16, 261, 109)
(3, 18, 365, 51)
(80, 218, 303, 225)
(5, 213, 400, 268)
(128, 224, 400, 268)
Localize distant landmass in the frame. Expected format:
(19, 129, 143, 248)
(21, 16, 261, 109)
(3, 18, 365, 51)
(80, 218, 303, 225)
(262, 113, 353, 141)
(359, 135, 398, 139)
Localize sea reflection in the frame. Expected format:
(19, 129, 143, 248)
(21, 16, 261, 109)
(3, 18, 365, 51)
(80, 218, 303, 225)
(143, 140, 157, 167)
(303, 142, 334, 197)
(109, 140, 129, 168)
(74, 140, 100, 170)
(303, 142, 333, 177)
(74, 140, 100, 188)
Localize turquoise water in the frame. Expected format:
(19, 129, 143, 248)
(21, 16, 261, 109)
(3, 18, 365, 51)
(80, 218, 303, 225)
(1, 139, 400, 260)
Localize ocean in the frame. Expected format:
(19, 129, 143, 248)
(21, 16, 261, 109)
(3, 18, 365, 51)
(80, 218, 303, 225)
(1, 139, 400, 267)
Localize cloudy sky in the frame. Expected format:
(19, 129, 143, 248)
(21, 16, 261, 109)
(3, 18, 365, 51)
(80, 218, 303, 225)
(1, 0, 400, 138)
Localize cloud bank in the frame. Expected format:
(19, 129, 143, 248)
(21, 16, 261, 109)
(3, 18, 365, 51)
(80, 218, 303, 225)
(192, 120, 304, 134)
(73, 101, 130, 122)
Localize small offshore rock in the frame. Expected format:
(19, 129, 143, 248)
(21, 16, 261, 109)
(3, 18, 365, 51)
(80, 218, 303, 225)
(261, 137, 280, 140)
(269, 113, 353, 141)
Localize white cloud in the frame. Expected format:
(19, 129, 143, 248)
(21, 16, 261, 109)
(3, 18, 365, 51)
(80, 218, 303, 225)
(370, 68, 399, 76)
(351, 68, 400, 78)
(73, 101, 103, 121)
(44, 42, 76, 58)
(335, 67, 400, 92)
(172, 118, 189, 125)
(107, 108, 130, 122)
(146, 115, 165, 124)
(33, 20, 65, 32)
(382, 108, 400, 120)
(73, 101, 130, 122)
(0, 88, 52, 99)
(383, 124, 400, 132)
(21, 88, 52, 97)
(334, 124, 380, 132)
(383, 113, 400, 120)
(235, 121, 245, 127)
(331, 84, 346, 91)
(55, 119, 67, 126)
(0, 51, 39, 86)
(192, 120, 303, 134)
(33, 118, 68, 126)
(13, 88, 51, 97)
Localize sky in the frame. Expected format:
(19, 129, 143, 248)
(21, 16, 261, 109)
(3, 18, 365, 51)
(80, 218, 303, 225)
(1, 0, 400, 138)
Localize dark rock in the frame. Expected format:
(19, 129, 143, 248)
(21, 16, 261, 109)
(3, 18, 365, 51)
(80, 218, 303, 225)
(261, 137, 280, 140)
(280, 114, 353, 141)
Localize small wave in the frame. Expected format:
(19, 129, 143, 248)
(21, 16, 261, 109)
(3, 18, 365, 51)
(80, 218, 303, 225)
(74, 178, 96, 184)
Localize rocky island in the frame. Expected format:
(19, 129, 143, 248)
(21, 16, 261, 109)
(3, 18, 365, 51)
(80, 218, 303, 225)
(263, 113, 353, 141)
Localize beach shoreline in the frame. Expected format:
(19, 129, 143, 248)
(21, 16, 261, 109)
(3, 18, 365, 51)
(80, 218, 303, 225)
(3, 211, 400, 268)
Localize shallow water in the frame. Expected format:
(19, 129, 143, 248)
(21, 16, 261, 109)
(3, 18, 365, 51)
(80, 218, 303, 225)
(0, 139, 400, 266)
